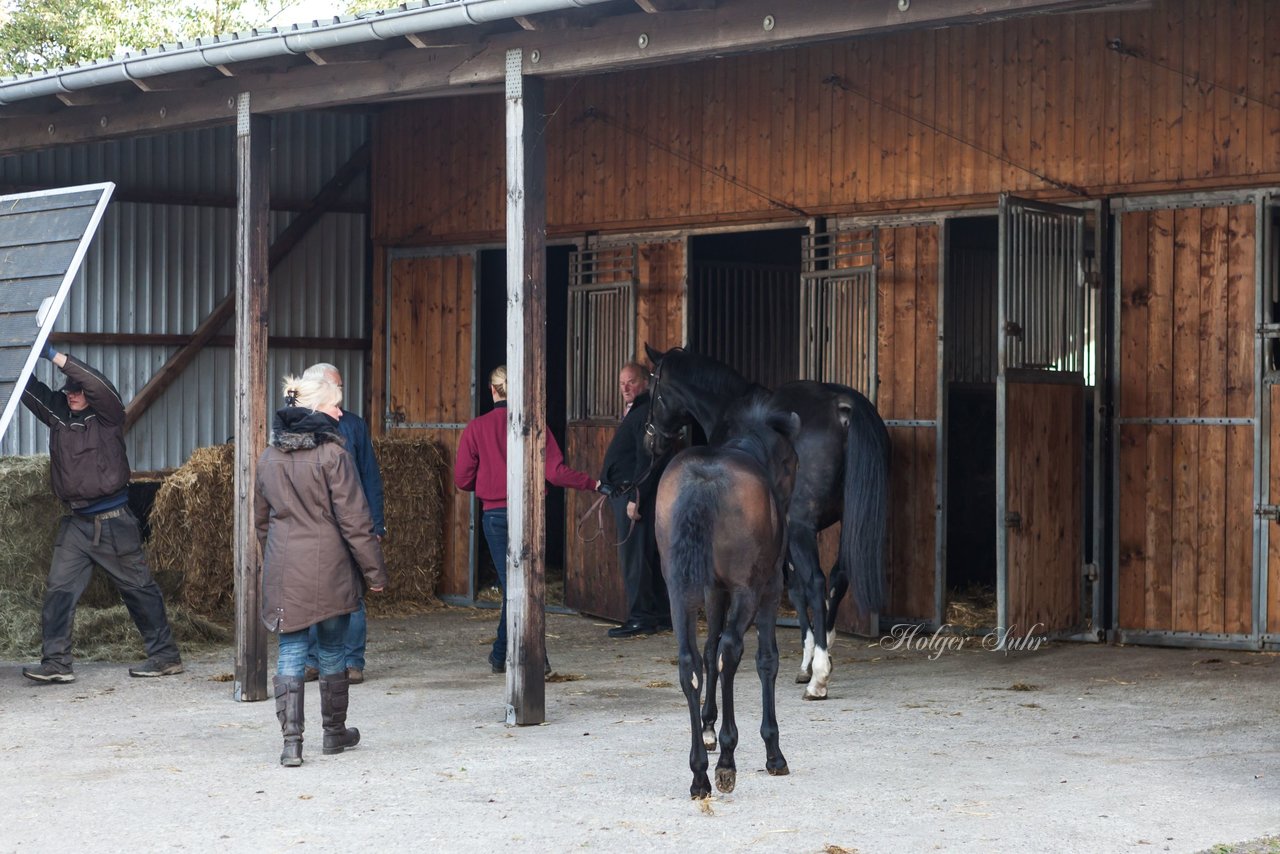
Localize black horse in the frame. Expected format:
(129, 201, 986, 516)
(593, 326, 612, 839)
(643, 344, 890, 700)
(655, 398, 800, 799)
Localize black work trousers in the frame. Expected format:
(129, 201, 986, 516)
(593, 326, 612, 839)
(610, 495, 670, 627)
(41, 509, 180, 669)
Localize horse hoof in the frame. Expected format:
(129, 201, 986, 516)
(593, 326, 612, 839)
(702, 731, 717, 751)
(768, 763, 790, 777)
(715, 767, 736, 794)
(795, 670, 811, 684)
(802, 689, 828, 701)
(691, 775, 712, 800)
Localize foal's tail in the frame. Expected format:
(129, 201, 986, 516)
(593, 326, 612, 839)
(668, 472, 724, 592)
(839, 393, 890, 616)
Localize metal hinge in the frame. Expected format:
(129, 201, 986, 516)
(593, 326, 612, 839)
(1256, 505, 1280, 522)
(1004, 321, 1023, 339)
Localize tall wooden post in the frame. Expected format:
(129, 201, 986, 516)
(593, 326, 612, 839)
(504, 49, 547, 725)
(233, 93, 271, 702)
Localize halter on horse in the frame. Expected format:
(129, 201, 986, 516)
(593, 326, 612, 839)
(642, 344, 890, 700)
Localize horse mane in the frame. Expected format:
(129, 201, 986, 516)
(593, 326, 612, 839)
(667, 348, 758, 400)
(720, 398, 784, 469)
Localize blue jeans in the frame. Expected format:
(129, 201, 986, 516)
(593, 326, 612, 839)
(281, 614, 349, 678)
(481, 508, 508, 668)
(305, 599, 366, 671)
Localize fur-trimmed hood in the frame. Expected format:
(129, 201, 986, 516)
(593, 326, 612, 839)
(269, 406, 343, 452)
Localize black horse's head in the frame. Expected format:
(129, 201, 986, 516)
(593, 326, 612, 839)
(642, 343, 693, 458)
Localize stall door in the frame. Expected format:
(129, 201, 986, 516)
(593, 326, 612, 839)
(806, 223, 943, 633)
(997, 196, 1088, 640)
(384, 250, 476, 600)
(1114, 195, 1258, 647)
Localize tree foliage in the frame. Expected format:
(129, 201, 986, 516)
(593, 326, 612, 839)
(0, 0, 273, 78)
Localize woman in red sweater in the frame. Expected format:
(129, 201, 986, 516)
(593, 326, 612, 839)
(454, 365, 604, 673)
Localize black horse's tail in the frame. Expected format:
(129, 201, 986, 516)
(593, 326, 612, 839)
(668, 473, 724, 593)
(839, 394, 890, 615)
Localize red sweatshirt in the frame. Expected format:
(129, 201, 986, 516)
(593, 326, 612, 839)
(454, 402, 597, 510)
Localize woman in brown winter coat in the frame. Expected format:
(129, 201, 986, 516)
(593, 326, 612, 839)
(255, 372, 388, 767)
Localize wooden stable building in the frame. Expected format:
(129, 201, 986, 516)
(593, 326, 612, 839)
(2, 0, 1279, 718)
(367, 0, 1280, 652)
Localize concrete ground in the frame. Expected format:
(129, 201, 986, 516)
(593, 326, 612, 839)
(1, 607, 1277, 854)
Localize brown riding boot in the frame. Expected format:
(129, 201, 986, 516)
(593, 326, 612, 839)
(273, 675, 305, 767)
(319, 672, 361, 755)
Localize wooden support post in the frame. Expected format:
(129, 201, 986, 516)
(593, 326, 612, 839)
(504, 50, 548, 726)
(233, 94, 272, 702)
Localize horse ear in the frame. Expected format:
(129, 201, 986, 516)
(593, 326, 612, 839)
(644, 342, 663, 364)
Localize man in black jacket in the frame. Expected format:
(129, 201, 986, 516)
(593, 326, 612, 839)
(19, 346, 182, 683)
(599, 361, 671, 638)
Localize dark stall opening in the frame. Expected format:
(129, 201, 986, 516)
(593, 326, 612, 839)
(476, 246, 572, 607)
(943, 216, 999, 628)
(687, 228, 806, 389)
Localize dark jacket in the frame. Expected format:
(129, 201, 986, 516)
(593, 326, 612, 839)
(454, 401, 597, 511)
(338, 408, 385, 536)
(255, 407, 388, 634)
(600, 391, 660, 505)
(21, 355, 130, 510)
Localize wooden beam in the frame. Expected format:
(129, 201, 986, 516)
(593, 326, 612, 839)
(635, 0, 717, 11)
(449, 0, 1144, 84)
(504, 51, 547, 727)
(52, 331, 369, 349)
(0, 0, 1140, 155)
(0, 46, 474, 155)
(233, 95, 271, 704)
(0, 182, 367, 213)
(121, 138, 372, 432)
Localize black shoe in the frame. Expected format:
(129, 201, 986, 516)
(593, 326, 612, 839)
(608, 621, 659, 639)
(22, 662, 75, 683)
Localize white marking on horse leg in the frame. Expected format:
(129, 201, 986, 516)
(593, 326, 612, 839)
(800, 630, 815, 673)
(691, 672, 699, 691)
(804, 647, 832, 700)
(827, 628, 837, 651)
(717, 653, 724, 673)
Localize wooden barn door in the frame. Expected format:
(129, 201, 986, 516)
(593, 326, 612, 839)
(1114, 193, 1259, 648)
(384, 249, 476, 601)
(813, 222, 943, 634)
(997, 197, 1089, 641)
(562, 238, 685, 620)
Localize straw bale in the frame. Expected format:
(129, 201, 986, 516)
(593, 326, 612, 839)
(143, 438, 448, 620)
(0, 455, 123, 608)
(146, 444, 236, 619)
(0, 456, 229, 661)
(367, 437, 446, 616)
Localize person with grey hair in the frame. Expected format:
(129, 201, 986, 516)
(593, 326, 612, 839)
(299, 362, 385, 685)
(256, 371, 387, 767)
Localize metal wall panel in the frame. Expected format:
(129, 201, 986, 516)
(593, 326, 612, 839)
(0, 112, 369, 204)
(0, 110, 370, 469)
